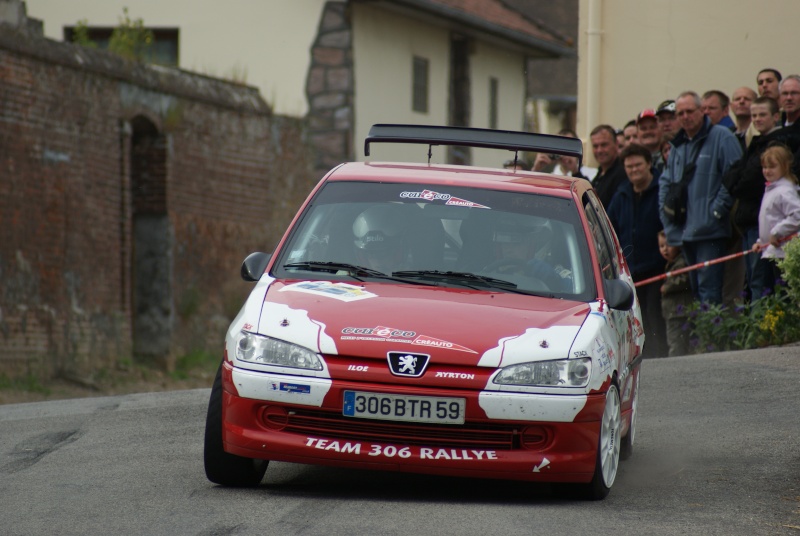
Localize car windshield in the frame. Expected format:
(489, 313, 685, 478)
(272, 181, 596, 300)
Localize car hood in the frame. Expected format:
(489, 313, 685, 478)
(255, 279, 590, 367)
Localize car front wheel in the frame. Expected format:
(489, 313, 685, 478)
(204, 362, 269, 487)
(585, 382, 621, 500)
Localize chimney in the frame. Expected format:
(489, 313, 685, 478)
(0, 0, 44, 36)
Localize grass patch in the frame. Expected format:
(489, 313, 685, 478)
(0, 373, 52, 395)
(171, 350, 220, 381)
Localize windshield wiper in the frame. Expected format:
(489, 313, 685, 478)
(283, 262, 438, 286)
(394, 270, 557, 296)
(391, 270, 521, 290)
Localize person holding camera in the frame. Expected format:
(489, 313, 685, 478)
(532, 129, 596, 179)
(658, 91, 743, 305)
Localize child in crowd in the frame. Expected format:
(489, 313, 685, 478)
(752, 145, 800, 292)
(658, 231, 693, 356)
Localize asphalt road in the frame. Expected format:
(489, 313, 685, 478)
(1, 347, 798, 536)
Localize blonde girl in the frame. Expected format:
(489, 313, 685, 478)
(752, 145, 800, 290)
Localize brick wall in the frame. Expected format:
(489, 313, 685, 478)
(0, 26, 317, 380)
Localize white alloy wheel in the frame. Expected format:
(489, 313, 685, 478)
(599, 383, 621, 488)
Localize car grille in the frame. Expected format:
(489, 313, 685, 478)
(281, 409, 519, 450)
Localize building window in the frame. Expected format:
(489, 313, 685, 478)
(489, 77, 499, 129)
(412, 56, 429, 113)
(63, 26, 180, 67)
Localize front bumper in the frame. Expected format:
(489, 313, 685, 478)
(221, 362, 606, 483)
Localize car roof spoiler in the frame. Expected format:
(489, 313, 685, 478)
(364, 124, 583, 164)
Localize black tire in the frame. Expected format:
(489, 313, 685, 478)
(204, 362, 269, 487)
(620, 371, 638, 461)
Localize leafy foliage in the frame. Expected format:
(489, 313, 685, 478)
(685, 238, 800, 352)
(71, 19, 97, 48)
(108, 7, 154, 62)
(778, 236, 800, 304)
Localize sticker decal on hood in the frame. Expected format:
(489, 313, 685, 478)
(340, 326, 477, 353)
(281, 281, 376, 302)
(478, 325, 580, 368)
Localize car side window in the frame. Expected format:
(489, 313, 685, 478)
(583, 194, 618, 281)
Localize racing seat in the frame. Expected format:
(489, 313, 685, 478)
(407, 216, 447, 270)
(457, 213, 494, 272)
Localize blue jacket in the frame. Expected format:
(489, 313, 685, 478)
(607, 175, 664, 279)
(658, 116, 742, 246)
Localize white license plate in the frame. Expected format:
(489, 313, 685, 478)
(343, 390, 465, 424)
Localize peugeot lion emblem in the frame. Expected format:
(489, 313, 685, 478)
(387, 352, 430, 377)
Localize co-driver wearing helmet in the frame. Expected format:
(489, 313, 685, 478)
(489, 219, 571, 293)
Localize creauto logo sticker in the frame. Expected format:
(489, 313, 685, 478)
(280, 281, 376, 302)
(400, 189, 490, 209)
(341, 325, 477, 353)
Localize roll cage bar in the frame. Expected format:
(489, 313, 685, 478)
(364, 124, 583, 167)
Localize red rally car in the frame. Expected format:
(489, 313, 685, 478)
(204, 125, 644, 500)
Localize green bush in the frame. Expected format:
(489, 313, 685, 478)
(687, 290, 800, 352)
(108, 8, 154, 62)
(778, 236, 800, 303)
(687, 237, 800, 352)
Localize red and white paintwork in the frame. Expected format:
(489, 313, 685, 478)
(218, 162, 644, 484)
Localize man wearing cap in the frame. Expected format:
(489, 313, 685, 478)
(702, 90, 736, 130)
(658, 91, 743, 305)
(636, 109, 665, 174)
(656, 99, 679, 141)
(757, 68, 782, 100)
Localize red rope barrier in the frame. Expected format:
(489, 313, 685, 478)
(634, 233, 798, 288)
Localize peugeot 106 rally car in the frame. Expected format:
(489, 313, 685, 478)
(204, 125, 644, 500)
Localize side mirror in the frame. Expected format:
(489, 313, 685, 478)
(241, 252, 271, 282)
(603, 278, 634, 311)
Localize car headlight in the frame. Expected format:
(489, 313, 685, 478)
(493, 357, 591, 387)
(235, 331, 323, 370)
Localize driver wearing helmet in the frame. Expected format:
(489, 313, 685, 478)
(353, 205, 406, 274)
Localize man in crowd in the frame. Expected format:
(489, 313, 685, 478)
(589, 124, 628, 208)
(635, 109, 665, 174)
(730, 86, 758, 149)
(780, 75, 800, 127)
(655, 99, 679, 140)
(659, 91, 743, 304)
(757, 68, 782, 100)
(622, 119, 638, 149)
(702, 90, 736, 130)
(606, 144, 667, 357)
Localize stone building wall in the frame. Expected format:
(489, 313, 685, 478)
(0, 24, 317, 381)
(306, 1, 354, 176)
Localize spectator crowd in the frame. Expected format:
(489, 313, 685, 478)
(515, 68, 800, 358)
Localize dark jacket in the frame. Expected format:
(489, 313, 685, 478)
(592, 157, 628, 208)
(722, 125, 800, 229)
(606, 176, 664, 279)
(658, 116, 742, 246)
(661, 253, 693, 320)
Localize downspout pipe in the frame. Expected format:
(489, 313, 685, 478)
(586, 0, 603, 136)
